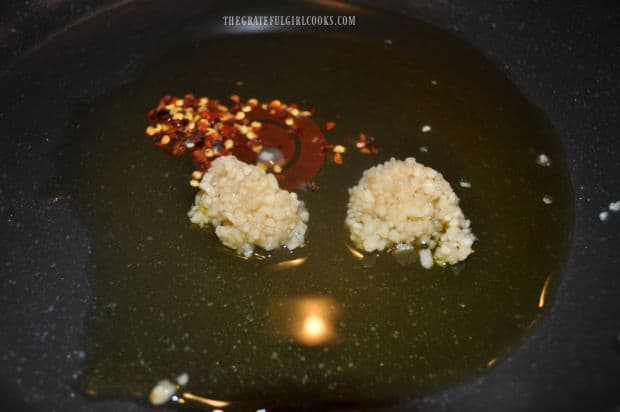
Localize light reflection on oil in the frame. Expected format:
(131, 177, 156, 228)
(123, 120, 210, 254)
(149, 379, 232, 409)
(268, 256, 308, 271)
(345, 243, 364, 260)
(538, 275, 552, 308)
(268, 296, 340, 346)
(181, 392, 231, 408)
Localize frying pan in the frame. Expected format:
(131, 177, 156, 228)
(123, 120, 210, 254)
(1, 1, 619, 411)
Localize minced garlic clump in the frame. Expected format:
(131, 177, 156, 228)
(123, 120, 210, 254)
(345, 158, 475, 268)
(188, 156, 308, 256)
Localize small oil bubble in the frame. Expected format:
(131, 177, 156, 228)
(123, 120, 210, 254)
(256, 147, 285, 172)
(536, 153, 552, 167)
(542, 195, 553, 205)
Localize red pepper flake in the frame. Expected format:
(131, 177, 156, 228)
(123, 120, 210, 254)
(325, 121, 336, 131)
(269, 99, 282, 109)
(145, 93, 327, 190)
(145, 126, 160, 136)
(308, 181, 320, 191)
(171, 140, 186, 156)
(184, 93, 196, 106)
(197, 119, 210, 131)
(298, 181, 320, 192)
(355, 132, 379, 155)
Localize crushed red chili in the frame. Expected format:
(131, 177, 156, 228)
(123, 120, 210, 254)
(355, 132, 380, 155)
(333, 153, 344, 165)
(145, 93, 327, 190)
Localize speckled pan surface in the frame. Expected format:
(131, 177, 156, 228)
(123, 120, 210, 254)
(0, 1, 619, 412)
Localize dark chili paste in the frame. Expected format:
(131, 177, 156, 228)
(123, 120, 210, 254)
(145, 94, 328, 191)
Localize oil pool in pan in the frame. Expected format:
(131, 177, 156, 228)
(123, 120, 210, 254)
(53, 30, 572, 408)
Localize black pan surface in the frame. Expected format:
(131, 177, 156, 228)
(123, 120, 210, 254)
(0, 1, 619, 411)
